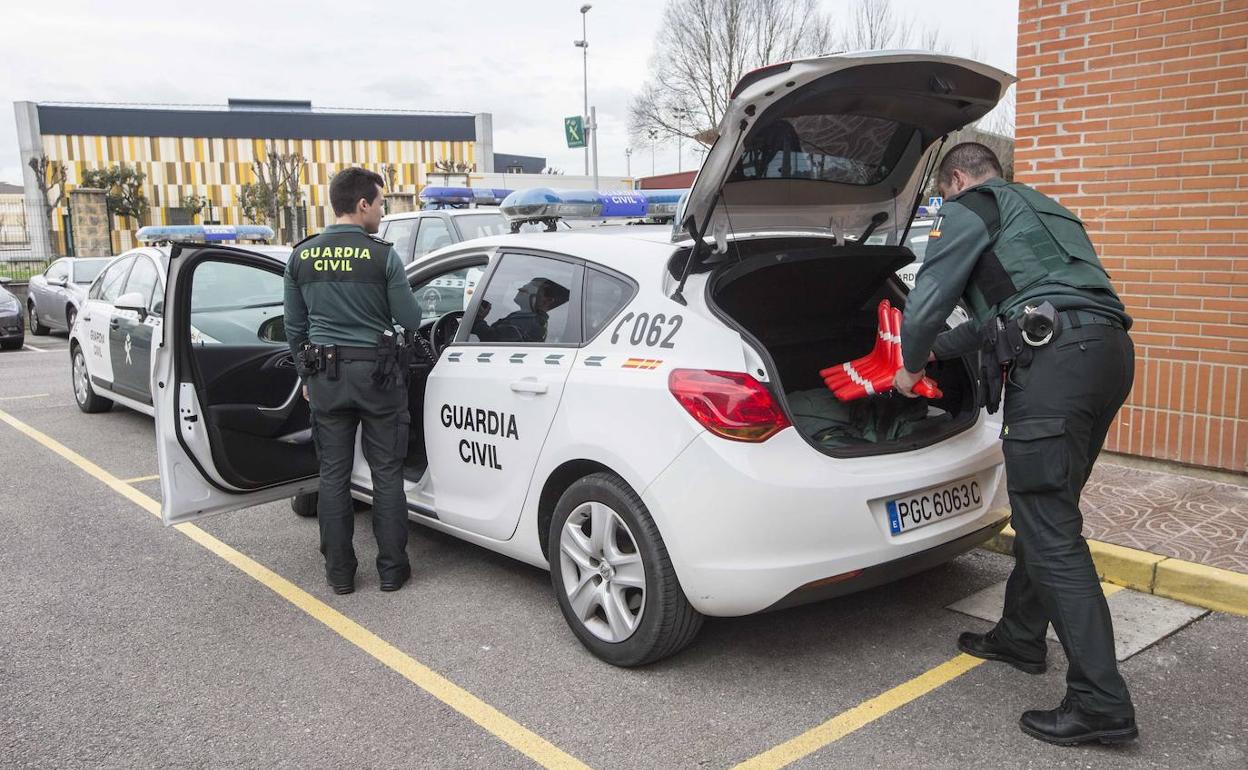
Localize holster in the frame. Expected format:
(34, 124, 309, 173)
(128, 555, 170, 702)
(321, 344, 339, 381)
(371, 331, 400, 390)
(294, 343, 321, 377)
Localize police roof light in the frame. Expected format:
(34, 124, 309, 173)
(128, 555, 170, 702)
(419, 186, 475, 208)
(136, 224, 275, 244)
(641, 188, 687, 222)
(500, 188, 604, 231)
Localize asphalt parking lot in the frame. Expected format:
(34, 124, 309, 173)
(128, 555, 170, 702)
(2, 336, 1246, 769)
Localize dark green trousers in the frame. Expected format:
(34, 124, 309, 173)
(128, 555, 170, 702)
(307, 361, 412, 584)
(994, 321, 1135, 718)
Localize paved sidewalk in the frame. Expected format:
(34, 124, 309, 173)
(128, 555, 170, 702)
(1081, 458, 1248, 575)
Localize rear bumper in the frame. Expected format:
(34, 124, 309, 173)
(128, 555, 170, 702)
(641, 415, 1007, 616)
(763, 517, 1007, 612)
(0, 313, 23, 341)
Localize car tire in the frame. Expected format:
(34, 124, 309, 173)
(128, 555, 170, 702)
(548, 472, 703, 667)
(291, 492, 318, 517)
(29, 303, 50, 335)
(1, 337, 21, 351)
(71, 344, 112, 413)
(65, 305, 77, 331)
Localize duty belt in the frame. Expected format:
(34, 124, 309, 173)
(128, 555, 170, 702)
(334, 345, 379, 362)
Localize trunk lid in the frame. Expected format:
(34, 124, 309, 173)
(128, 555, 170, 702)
(675, 51, 1016, 262)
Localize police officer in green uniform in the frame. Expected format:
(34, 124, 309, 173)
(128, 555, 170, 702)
(895, 144, 1138, 746)
(284, 167, 425, 595)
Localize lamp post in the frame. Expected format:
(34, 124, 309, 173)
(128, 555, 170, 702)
(574, 4, 592, 178)
(625, 147, 632, 178)
(673, 108, 688, 172)
(648, 129, 657, 176)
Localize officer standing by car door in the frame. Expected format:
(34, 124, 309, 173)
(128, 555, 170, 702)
(894, 143, 1138, 746)
(284, 167, 426, 595)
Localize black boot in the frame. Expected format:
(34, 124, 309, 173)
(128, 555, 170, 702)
(1020, 697, 1138, 746)
(957, 630, 1046, 674)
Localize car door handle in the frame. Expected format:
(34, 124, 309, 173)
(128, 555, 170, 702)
(510, 379, 548, 395)
(110, 318, 120, 329)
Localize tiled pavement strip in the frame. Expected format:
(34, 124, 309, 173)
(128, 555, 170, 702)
(985, 457, 1248, 616)
(1081, 460, 1248, 574)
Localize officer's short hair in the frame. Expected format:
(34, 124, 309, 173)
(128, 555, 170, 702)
(330, 167, 385, 215)
(937, 143, 1003, 187)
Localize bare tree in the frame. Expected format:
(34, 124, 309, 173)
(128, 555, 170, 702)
(838, 0, 913, 52)
(629, 0, 832, 146)
(251, 147, 307, 241)
(28, 155, 67, 254)
(380, 163, 399, 191)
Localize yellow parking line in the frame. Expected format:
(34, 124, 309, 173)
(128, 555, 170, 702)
(122, 474, 160, 483)
(0, 408, 591, 770)
(735, 654, 985, 770)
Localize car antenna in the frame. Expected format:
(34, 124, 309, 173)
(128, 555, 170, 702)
(671, 115, 752, 306)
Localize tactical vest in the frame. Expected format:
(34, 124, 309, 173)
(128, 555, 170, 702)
(290, 228, 390, 287)
(962, 182, 1116, 321)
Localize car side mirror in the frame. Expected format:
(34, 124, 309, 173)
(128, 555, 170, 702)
(257, 315, 287, 343)
(115, 291, 148, 320)
(50, 277, 68, 288)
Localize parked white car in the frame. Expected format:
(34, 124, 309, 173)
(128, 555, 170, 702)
(155, 51, 1015, 666)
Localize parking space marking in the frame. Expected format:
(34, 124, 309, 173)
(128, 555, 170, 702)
(0, 393, 49, 401)
(0, 409, 592, 770)
(735, 654, 985, 770)
(121, 474, 160, 483)
(21, 344, 50, 353)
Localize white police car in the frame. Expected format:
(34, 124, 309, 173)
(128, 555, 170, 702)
(68, 226, 288, 415)
(154, 51, 1015, 666)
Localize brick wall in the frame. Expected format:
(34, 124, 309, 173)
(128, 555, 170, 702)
(1016, 0, 1248, 473)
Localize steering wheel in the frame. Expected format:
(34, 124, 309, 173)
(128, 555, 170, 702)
(430, 310, 464, 359)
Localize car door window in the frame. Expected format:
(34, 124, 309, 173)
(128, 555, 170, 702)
(385, 219, 418, 264)
(413, 217, 452, 260)
(97, 257, 134, 303)
(582, 268, 635, 341)
(45, 260, 70, 284)
(124, 257, 161, 309)
(190, 261, 285, 345)
(465, 253, 579, 344)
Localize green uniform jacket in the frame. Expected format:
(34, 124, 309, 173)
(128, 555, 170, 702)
(283, 223, 425, 355)
(900, 177, 1130, 372)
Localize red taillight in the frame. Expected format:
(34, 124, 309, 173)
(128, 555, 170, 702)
(668, 369, 791, 443)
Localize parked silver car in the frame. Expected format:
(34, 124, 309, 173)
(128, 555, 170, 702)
(0, 278, 23, 350)
(27, 257, 111, 334)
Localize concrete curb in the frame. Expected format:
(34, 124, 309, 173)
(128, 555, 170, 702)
(981, 519, 1248, 618)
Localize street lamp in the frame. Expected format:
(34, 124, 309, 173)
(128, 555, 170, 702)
(648, 129, 658, 176)
(574, 4, 592, 177)
(673, 108, 689, 172)
(625, 147, 632, 178)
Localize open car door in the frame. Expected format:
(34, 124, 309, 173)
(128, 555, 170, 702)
(154, 246, 318, 525)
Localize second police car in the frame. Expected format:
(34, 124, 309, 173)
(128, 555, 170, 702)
(154, 51, 1015, 666)
(67, 226, 287, 415)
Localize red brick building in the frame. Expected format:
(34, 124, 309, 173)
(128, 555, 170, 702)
(1016, 0, 1247, 473)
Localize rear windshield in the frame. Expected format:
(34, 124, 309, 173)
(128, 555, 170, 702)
(729, 113, 912, 186)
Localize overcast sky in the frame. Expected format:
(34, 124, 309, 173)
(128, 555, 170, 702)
(0, 0, 1017, 185)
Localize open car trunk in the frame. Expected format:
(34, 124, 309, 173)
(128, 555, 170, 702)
(708, 238, 978, 458)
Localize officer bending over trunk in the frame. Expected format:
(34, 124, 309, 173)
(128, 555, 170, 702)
(284, 167, 426, 595)
(895, 143, 1138, 747)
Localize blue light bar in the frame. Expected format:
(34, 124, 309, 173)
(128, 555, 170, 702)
(640, 188, 687, 221)
(137, 224, 274, 243)
(419, 186, 475, 209)
(470, 187, 514, 206)
(500, 188, 604, 230)
(598, 191, 648, 218)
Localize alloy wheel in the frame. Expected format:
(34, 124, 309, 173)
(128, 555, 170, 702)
(558, 501, 647, 643)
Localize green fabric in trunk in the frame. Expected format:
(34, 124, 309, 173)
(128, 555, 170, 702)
(787, 388, 943, 447)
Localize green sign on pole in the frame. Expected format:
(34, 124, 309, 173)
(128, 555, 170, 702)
(564, 116, 586, 149)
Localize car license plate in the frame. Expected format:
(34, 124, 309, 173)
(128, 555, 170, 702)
(886, 477, 983, 535)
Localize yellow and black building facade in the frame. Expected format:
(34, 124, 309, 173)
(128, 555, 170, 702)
(14, 99, 498, 254)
